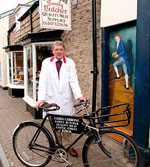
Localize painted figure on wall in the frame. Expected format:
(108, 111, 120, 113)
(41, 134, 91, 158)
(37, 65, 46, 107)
(112, 34, 130, 89)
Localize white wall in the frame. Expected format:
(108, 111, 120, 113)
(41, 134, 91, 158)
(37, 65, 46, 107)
(101, 0, 137, 27)
(0, 15, 9, 88)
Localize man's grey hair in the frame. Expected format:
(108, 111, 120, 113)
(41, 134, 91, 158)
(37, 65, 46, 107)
(52, 41, 65, 50)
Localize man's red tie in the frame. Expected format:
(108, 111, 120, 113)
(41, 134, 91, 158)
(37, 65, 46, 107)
(56, 60, 62, 75)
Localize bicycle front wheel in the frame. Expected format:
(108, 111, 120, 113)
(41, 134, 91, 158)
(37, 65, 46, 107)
(82, 129, 140, 167)
(13, 122, 54, 167)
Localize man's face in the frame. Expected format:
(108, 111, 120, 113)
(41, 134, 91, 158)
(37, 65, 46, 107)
(115, 36, 120, 43)
(52, 44, 65, 60)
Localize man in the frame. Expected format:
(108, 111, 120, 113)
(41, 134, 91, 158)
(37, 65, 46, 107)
(112, 34, 130, 90)
(35, 41, 86, 157)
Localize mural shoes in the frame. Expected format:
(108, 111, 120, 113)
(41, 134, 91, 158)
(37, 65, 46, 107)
(115, 76, 120, 79)
(68, 148, 78, 157)
(124, 85, 129, 90)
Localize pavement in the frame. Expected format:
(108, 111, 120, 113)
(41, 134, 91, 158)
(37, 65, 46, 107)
(0, 88, 86, 167)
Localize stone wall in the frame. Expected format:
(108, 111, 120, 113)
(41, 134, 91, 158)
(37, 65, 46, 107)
(9, 13, 15, 29)
(15, 16, 31, 41)
(9, 27, 16, 46)
(62, 0, 101, 107)
(32, 7, 40, 32)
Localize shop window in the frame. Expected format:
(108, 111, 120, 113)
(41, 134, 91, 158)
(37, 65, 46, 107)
(0, 63, 1, 80)
(24, 43, 53, 102)
(35, 44, 53, 100)
(36, 45, 53, 73)
(13, 52, 24, 85)
(26, 46, 33, 99)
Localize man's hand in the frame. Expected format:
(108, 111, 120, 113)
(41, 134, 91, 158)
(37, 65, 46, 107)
(78, 97, 87, 103)
(114, 54, 119, 58)
(35, 100, 45, 111)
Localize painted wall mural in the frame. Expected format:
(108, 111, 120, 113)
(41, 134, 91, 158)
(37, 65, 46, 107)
(108, 23, 136, 131)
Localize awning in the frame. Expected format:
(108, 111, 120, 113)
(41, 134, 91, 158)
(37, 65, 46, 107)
(21, 30, 63, 45)
(3, 45, 23, 52)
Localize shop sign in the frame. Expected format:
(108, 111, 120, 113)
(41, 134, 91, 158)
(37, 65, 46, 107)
(40, 0, 71, 30)
(51, 114, 85, 134)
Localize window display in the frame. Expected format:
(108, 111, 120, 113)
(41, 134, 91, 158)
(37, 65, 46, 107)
(35, 44, 53, 100)
(8, 52, 24, 86)
(24, 43, 53, 103)
(13, 52, 24, 85)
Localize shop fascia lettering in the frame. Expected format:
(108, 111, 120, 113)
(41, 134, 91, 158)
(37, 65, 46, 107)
(43, 0, 67, 14)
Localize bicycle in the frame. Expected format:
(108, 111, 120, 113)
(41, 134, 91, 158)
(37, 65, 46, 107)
(12, 101, 140, 167)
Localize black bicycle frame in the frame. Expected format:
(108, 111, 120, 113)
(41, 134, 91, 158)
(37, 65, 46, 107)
(28, 103, 130, 157)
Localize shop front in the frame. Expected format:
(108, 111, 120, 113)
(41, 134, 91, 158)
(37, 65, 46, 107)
(5, 0, 101, 121)
(4, 0, 63, 118)
(4, 45, 24, 97)
(21, 30, 63, 118)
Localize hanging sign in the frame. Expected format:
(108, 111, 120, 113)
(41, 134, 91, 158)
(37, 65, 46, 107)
(40, 0, 71, 30)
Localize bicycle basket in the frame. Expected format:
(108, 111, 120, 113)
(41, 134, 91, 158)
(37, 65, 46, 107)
(95, 103, 131, 129)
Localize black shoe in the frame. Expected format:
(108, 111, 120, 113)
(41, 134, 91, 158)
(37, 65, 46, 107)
(115, 76, 120, 79)
(124, 85, 129, 90)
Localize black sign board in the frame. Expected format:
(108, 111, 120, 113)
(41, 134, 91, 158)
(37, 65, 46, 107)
(51, 114, 85, 134)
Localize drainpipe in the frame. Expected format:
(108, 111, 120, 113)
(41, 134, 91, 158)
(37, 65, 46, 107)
(91, 0, 98, 114)
(29, 9, 33, 32)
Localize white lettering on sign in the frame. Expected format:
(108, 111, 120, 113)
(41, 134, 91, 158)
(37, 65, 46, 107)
(53, 116, 82, 133)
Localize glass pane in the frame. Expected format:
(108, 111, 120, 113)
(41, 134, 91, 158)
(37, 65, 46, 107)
(27, 46, 33, 99)
(13, 52, 24, 85)
(35, 44, 53, 101)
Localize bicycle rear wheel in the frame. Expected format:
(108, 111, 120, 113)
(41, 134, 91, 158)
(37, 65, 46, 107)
(13, 122, 54, 167)
(82, 129, 140, 167)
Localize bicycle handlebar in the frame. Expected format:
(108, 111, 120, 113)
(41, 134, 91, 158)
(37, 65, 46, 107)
(74, 100, 90, 114)
(41, 103, 60, 112)
(41, 100, 89, 113)
(73, 101, 85, 108)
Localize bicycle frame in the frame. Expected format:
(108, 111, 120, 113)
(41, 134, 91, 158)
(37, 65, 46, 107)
(28, 102, 131, 157)
(28, 112, 102, 156)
